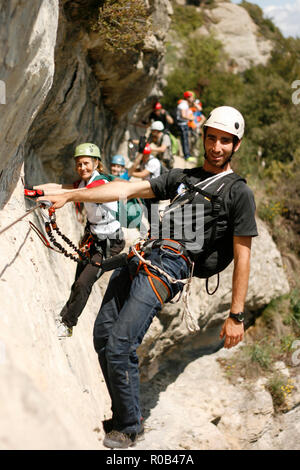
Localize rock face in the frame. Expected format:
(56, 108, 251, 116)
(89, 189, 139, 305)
(0, 0, 297, 451)
(136, 347, 300, 450)
(0, 177, 109, 449)
(204, 2, 273, 72)
(0, 0, 172, 450)
(168, 0, 273, 73)
(0, 0, 59, 206)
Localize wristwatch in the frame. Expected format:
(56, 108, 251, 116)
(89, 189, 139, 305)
(229, 312, 245, 323)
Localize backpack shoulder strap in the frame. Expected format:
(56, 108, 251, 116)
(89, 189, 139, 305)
(99, 173, 114, 182)
(207, 172, 246, 246)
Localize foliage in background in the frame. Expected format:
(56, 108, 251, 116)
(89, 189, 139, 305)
(171, 4, 204, 38)
(163, 35, 224, 112)
(91, 0, 150, 53)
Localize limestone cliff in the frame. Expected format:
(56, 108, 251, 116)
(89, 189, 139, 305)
(198, 1, 273, 72)
(0, 0, 297, 451)
(167, 0, 273, 74)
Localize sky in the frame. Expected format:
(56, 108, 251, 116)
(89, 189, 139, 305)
(231, 0, 300, 38)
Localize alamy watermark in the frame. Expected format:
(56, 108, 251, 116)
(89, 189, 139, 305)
(0, 80, 6, 104)
(96, 200, 205, 253)
(291, 80, 300, 105)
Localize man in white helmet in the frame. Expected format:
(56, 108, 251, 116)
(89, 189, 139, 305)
(148, 120, 174, 170)
(42, 106, 257, 449)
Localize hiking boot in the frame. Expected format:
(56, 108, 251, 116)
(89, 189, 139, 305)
(102, 418, 144, 435)
(103, 419, 145, 449)
(103, 430, 138, 449)
(186, 156, 196, 163)
(56, 318, 73, 338)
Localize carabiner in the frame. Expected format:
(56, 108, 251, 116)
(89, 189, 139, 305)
(38, 200, 54, 223)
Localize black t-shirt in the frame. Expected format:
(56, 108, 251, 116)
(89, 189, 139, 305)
(149, 167, 258, 277)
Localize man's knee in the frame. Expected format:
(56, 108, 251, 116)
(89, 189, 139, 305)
(105, 334, 133, 365)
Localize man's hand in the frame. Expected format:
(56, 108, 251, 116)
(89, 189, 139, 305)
(220, 317, 244, 349)
(37, 193, 68, 210)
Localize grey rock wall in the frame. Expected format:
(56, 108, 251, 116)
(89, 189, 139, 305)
(0, 0, 59, 205)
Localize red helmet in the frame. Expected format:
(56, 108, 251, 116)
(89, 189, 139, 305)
(154, 102, 162, 110)
(143, 143, 152, 155)
(183, 91, 194, 99)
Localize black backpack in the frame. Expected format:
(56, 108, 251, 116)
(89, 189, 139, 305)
(160, 170, 246, 289)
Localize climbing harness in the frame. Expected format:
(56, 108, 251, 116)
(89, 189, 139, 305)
(130, 238, 199, 332)
(78, 231, 95, 260)
(33, 206, 198, 331)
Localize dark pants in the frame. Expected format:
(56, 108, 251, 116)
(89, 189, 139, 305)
(93, 246, 190, 435)
(61, 233, 125, 328)
(178, 123, 190, 160)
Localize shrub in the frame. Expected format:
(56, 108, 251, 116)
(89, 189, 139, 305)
(172, 4, 204, 38)
(266, 374, 294, 412)
(91, 0, 150, 53)
(246, 342, 273, 369)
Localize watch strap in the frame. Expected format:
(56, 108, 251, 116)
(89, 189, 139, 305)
(229, 312, 244, 323)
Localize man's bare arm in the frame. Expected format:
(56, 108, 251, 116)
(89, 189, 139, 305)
(220, 236, 252, 349)
(230, 236, 252, 313)
(127, 153, 143, 177)
(38, 180, 155, 209)
(131, 169, 151, 179)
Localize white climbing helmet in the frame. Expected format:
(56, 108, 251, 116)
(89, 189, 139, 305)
(204, 106, 245, 140)
(151, 121, 164, 132)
